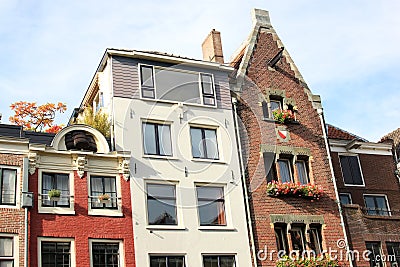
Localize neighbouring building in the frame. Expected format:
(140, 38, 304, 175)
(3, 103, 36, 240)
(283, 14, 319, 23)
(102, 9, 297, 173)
(229, 9, 347, 266)
(329, 124, 400, 267)
(75, 32, 253, 265)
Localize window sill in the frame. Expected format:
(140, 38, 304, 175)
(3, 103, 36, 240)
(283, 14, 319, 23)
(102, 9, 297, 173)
(146, 225, 187, 231)
(142, 155, 179, 160)
(198, 226, 236, 231)
(38, 208, 75, 215)
(88, 209, 123, 217)
(140, 97, 218, 109)
(343, 184, 365, 187)
(0, 204, 18, 209)
(191, 158, 226, 164)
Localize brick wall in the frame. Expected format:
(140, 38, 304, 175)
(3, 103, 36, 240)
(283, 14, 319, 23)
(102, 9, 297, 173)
(0, 153, 25, 267)
(236, 30, 346, 266)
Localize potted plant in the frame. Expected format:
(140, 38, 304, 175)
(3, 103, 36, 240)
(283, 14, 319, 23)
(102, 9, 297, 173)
(98, 193, 111, 204)
(48, 189, 61, 201)
(273, 109, 296, 124)
(266, 181, 323, 201)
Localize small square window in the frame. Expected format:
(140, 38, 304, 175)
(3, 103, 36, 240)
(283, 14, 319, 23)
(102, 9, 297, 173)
(364, 195, 390, 216)
(90, 176, 118, 209)
(42, 173, 70, 207)
(196, 186, 226, 226)
(143, 122, 172, 156)
(339, 193, 352, 205)
(147, 184, 177, 225)
(190, 127, 219, 160)
(41, 241, 71, 266)
(91, 242, 120, 267)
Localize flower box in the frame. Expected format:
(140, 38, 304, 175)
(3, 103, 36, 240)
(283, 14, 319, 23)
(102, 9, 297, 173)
(48, 189, 61, 202)
(266, 181, 323, 200)
(273, 109, 296, 124)
(98, 194, 111, 204)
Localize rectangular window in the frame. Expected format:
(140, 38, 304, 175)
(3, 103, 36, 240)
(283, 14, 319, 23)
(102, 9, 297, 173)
(295, 160, 309, 185)
(387, 242, 400, 267)
(196, 186, 226, 226)
(277, 158, 293, 183)
(364, 195, 390, 216)
(274, 224, 288, 253)
(41, 241, 71, 267)
(190, 127, 219, 160)
(42, 173, 70, 207)
(339, 155, 364, 186)
(203, 255, 236, 267)
(289, 227, 306, 253)
(143, 122, 172, 156)
(200, 73, 216, 106)
(0, 237, 14, 267)
(339, 193, 352, 205)
(0, 168, 17, 205)
(366, 242, 382, 267)
(263, 152, 277, 183)
(90, 176, 118, 209)
(309, 226, 323, 255)
(141, 65, 155, 99)
(147, 184, 177, 225)
(92, 242, 120, 267)
(150, 256, 185, 267)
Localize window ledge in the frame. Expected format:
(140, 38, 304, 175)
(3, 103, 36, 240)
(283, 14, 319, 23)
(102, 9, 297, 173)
(198, 226, 236, 231)
(343, 184, 365, 187)
(88, 210, 123, 217)
(191, 158, 226, 164)
(146, 226, 187, 231)
(39, 208, 75, 215)
(0, 204, 18, 209)
(140, 97, 218, 109)
(142, 155, 179, 160)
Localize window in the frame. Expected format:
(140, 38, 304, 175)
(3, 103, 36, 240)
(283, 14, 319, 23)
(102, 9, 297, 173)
(94, 91, 104, 113)
(140, 65, 155, 99)
(366, 242, 382, 267)
(196, 186, 226, 226)
(91, 242, 120, 267)
(0, 237, 14, 267)
(386, 242, 400, 267)
(143, 122, 172, 156)
(90, 176, 118, 209)
(263, 152, 277, 183)
(339, 193, 352, 205)
(0, 168, 17, 205)
(289, 227, 306, 253)
(42, 173, 70, 207)
(261, 97, 283, 120)
(309, 226, 323, 255)
(339, 155, 364, 186)
(364, 195, 390, 216)
(200, 73, 215, 106)
(150, 256, 185, 267)
(203, 255, 236, 267)
(147, 184, 177, 225)
(274, 224, 288, 253)
(190, 127, 219, 160)
(41, 241, 71, 267)
(277, 158, 293, 183)
(295, 160, 309, 185)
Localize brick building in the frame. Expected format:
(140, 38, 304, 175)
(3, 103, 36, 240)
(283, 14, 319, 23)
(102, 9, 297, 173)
(229, 9, 347, 266)
(329, 124, 400, 267)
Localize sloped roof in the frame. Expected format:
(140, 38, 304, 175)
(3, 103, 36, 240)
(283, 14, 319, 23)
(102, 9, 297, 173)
(381, 128, 400, 144)
(327, 124, 368, 142)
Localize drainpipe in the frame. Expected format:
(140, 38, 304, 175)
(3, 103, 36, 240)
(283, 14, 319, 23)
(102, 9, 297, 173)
(317, 108, 353, 267)
(232, 97, 258, 267)
(23, 157, 29, 267)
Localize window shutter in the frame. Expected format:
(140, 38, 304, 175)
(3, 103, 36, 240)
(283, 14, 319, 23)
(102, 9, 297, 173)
(263, 152, 276, 183)
(262, 101, 269, 119)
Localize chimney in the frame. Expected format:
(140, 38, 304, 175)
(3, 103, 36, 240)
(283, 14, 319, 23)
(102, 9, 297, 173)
(202, 29, 224, 64)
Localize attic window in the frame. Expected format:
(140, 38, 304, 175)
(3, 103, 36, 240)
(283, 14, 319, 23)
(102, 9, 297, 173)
(65, 130, 97, 152)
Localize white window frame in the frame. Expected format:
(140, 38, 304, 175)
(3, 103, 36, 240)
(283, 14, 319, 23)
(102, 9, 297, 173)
(87, 173, 123, 217)
(188, 123, 222, 162)
(89, 239, 124, 267)
(339, 193, 353, 205)
(141, 119, 174, 159)
(363, 194, 391, 216)
(338, 153, 366, 187)
(38, 169, 75, 214)
(195, 184, 228, 228)
(0, 165, 21, 209)
(295, 159, 309, 185)
(138, 63, 217, 107)
(277, 158, 293, 183)
(148, 254, 187, 267)
(201, 254, 237, 267)
(0, 233, 19, 267)
(38, 237, 75, 267)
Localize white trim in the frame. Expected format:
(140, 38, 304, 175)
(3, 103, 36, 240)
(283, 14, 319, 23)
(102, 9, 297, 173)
(89, 238, 124, 267)
(37, 169, 75, 214)
(338, 154, 366, 187)
(148, 254, 187, 267)
(199, 72, 217, 107)
(0, 233, 19, 267)
(141, 120, 174, 158)
(0, 165, 21, 209)
(37, 237, 75, 267)
(363, 194, 391, 216)
(329, 139, 392, 156)
(87, 173, 123, 217)
(188, 125, 222, 161)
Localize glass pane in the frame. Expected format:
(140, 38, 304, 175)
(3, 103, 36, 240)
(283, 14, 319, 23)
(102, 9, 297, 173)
(296, 161, 308, 185)
(57, 174, 70, 206)
(278, 160, 292, 183)
(168, 256, 184, 267)
(155, 68, 201, 104)
(148, 199, 177, 225)
(0, 238, 13, 256)
(0, 261, 14, 267)
(150, 256, 167, 267)
(141, 66, 154, 87)
(348, 156, 363, 185)
(366, 242, 382, 267)
(340, 194, 351, 205)
(158, 125, 172, 156)
(203, 256, 218, 267)
(198, 200, 226, 225)
(201, 74, 214, 95)
(1, 169, 16, 204)
(309, 228, 322, 254)
(365, 196, 377, 215)
(375, 196, 389, 216)
(220, 256, 236, 267)
(270, 100, 281, 112)
(103, 177, 117, 208)
(142, 89, 155, 99)
(92, 243, 119, 267)
(197, 186, 223, 200)
(204, 129, 219, 159)
(290, 229, 305, 252)
(190, 128, 205, 158)
(274, 227, 288, 252)
(143, 123, 157, 155)
(147, 184, 175, 198)
(203, 96, 215, 106)
(42, 173, 53, 206)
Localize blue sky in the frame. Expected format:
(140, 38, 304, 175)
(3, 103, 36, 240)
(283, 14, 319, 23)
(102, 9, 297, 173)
(0, 0, 399, 141)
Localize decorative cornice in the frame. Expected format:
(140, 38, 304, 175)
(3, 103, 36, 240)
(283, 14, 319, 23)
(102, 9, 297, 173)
(28, 152, 38, 175)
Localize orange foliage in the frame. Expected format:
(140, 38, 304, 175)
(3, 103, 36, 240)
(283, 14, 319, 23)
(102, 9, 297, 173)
(9, 101, 67, 133)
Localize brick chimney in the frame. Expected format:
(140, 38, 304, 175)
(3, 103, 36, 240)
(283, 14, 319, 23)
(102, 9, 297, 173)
(202, 29, 224, 64)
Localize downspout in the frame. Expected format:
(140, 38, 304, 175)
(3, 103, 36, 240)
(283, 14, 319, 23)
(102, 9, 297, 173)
(317, 108, 353, 267)
(232, 97, 258, 267)
(23, 157, 29, 267)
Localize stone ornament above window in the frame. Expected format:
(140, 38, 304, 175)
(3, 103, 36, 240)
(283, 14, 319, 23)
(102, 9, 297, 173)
(118, 158, 130, 181)
(73, 155, 86, 178)
(28, 152, 38, 175)
(260, 144, 311, 157)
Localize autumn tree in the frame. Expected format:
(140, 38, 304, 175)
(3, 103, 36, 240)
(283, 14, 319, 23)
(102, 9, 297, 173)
(9, 101, 67, 133)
